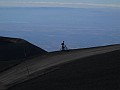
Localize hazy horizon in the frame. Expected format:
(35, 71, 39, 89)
(0, 0, 120, 8)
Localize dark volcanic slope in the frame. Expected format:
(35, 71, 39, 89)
(8, 50, 120, 90)
(0, 36, 47, 61)
(0, 36, 47, 72)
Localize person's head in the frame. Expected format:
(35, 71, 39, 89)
(63, 41, 64, 43)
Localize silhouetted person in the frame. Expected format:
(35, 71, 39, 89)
(61, 41, 65, 51)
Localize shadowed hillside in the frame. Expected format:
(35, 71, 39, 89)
(8, 50, 120, 90)
(0, 36, 120, 90)
(0, 36, 47, 72)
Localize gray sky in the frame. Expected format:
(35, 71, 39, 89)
(0, 0, 120, 8)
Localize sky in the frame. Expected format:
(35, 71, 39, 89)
(0, 0, 120, 8)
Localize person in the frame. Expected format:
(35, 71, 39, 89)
(61, 41, 65, 51)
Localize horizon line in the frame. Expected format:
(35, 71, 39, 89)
(0, 2, 120, 8)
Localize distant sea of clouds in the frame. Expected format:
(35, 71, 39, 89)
(0, 7, 120, 51)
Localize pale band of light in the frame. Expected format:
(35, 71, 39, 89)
(0, 2, 120, 8)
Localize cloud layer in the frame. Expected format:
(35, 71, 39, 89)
(0, 2, 120, 8)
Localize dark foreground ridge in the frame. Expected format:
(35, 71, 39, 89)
(0, 36, 47, 72)
(8, 48, 120, 90)
(0, 36, 120, 90)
